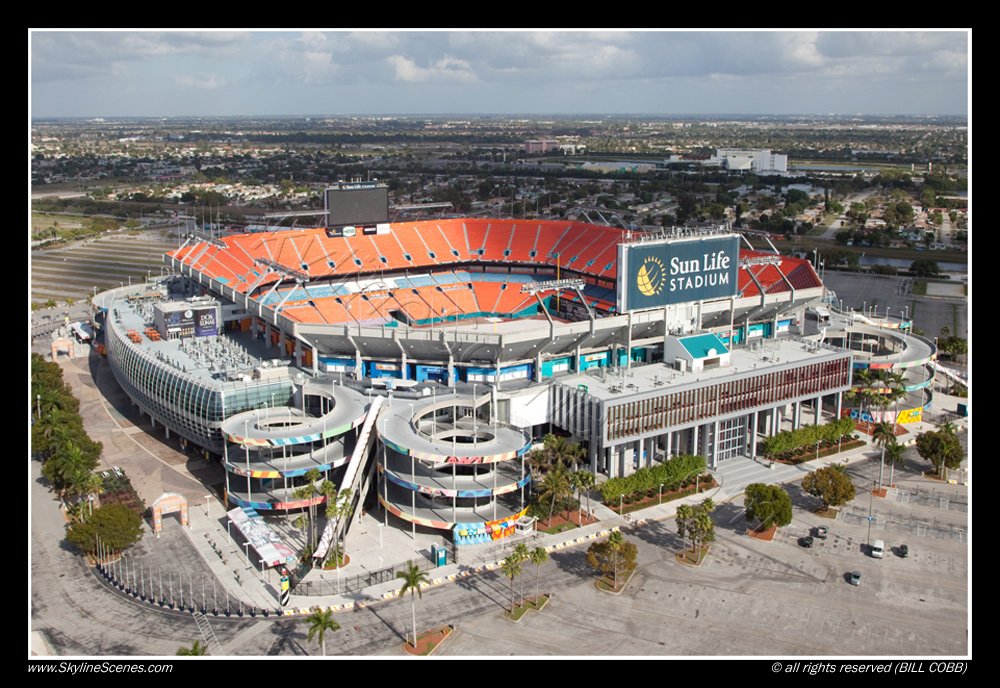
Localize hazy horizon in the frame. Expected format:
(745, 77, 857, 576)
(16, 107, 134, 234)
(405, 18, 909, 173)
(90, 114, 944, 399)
(30, 30, 970, 120)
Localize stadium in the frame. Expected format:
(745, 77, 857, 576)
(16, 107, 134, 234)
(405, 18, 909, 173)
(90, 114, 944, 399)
(93, 181, 936, 553)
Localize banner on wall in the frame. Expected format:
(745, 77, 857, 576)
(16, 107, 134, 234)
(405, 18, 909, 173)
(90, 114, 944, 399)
(618, 234, 740, 312)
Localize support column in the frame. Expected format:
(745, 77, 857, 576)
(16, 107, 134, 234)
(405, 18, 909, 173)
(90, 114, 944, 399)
(710, 420, 720, 469)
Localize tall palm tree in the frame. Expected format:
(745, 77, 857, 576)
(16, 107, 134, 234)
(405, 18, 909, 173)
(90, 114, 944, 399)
(538, 460, 572, 526)
(294, 467, 323, 551)
(305, 608, 340, 656)
(872, 421, 896, 489)
(603, 531, 628, 588)
(501, 555, 523, 613)
(321, 482, 353, 567)
(529, 546, 549, 606)
(396, 561, 430, 648)
(511, 542, 529, 605)
(883, 437, 905, 488)
(570, 470, 596, 524)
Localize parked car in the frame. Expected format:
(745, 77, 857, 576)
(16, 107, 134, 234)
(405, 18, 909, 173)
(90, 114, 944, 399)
(898, 544, 909, 558)
(814, 526, 828, 539)
(871, 539, 885, 558)
(800, 536, 814, 548)
(849, 570, 862, 586)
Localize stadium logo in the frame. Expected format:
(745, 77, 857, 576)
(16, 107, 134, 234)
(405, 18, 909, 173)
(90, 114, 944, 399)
(636, 257, 665, 297)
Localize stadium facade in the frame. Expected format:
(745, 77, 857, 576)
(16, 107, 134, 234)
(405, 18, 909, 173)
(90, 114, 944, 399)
(96, 190, 875, 547)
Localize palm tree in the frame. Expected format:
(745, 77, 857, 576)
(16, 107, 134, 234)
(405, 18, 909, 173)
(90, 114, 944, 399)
(45, 442, 95, 497)
(176, 640, 208, 656)
(305, 608, 340, 656)
(872, 421, 896, 489)
(570, 470, 596, 524)
(675, 504, 695, 553)
(501, 554, 523, 613)
(538, 460, 572, 527)
(396, 561, 430, 648)
(589, 531, 633, 588)
(294, 467, 323, 551)
(321, 482, 353, 567)
(529, 546, 549, 606)
(548, 434, 586, 470)
(530, 434, 586, 476)
(848, 368, 880, 429)
(883, 437, 905, 488)
(511, 542, 529, 605)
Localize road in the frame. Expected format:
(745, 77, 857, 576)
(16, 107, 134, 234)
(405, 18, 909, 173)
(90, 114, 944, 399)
(31, 428, 969, 658)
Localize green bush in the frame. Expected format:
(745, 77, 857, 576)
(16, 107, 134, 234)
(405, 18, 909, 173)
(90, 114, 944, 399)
(760, 417, 855, 458)
(599, 454, 707, 504)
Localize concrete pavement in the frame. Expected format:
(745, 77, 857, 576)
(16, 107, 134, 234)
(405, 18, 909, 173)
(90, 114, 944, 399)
(36, 344, 969, 630)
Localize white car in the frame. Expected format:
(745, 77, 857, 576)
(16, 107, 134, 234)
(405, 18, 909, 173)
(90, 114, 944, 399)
(871, 539, 885, 558)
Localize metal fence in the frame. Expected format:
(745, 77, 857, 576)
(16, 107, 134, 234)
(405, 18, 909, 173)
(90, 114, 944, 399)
(896, 489, 968, 513)
(841, 504, 967, 543)
(292, 546, 456, 597)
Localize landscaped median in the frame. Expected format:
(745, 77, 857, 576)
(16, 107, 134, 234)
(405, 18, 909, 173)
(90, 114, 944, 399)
(402, 624, 454, 656)
(505, 595, 550, 621)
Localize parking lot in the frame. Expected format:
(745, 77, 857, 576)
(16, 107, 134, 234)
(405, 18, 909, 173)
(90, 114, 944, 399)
(436, 442, 969, 657)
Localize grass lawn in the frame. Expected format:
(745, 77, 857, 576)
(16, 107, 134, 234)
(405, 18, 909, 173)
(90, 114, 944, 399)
(505, 595, 550, 621)
(676, 546, 711, 566)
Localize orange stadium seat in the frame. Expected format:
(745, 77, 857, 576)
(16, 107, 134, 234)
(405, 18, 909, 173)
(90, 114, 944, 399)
(168, 222, 820, 330)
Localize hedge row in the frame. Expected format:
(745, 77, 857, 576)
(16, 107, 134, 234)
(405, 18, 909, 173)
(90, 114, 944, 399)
(759, 417, 856, 459)
(599, 454, 707, 504)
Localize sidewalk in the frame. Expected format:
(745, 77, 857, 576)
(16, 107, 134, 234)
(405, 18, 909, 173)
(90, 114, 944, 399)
(258, 439, 883, 615)
(61, 349, 969, 621)
(208, 420, 968, 617)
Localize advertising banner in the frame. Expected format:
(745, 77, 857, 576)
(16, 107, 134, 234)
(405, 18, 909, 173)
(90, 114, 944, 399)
(194, 306, 218, 337)
(619, 234, 740, 311)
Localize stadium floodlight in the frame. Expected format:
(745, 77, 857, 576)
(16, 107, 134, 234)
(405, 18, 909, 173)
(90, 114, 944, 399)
(520, 278, 585, 295)
(253, 258, 310, 284)
(739, 255, 783, 268)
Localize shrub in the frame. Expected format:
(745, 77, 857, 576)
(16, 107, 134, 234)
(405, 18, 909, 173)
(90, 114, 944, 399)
(599, 454, 707, 504)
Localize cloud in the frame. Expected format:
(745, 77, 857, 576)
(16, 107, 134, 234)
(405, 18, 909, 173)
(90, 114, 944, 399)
(170, 73, 227, 90)
(386, 54, 478, 83)
(29, 29, 969, 117)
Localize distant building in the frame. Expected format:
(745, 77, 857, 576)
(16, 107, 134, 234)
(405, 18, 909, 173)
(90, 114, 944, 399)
(713, 148, 788, 173)
(524, 139, 559, 155)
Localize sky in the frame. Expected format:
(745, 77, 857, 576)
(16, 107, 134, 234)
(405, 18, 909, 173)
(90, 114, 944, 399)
(29, 29, 970, 119)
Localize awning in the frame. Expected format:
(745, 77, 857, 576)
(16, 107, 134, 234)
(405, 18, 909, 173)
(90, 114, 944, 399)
(227, 506, 297, 568)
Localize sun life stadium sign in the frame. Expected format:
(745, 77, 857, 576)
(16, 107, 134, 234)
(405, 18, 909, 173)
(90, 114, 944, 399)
(618, 233, 740, 312)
